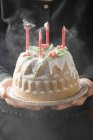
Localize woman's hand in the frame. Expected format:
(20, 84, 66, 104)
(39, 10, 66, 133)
(0, 78, 45, 110)
(0, 78, 13, 99)
(1, 78, 92, 110)
(51, 78, 93, 110)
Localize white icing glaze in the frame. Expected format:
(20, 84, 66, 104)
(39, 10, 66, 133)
(48, 51, 77, 77)
(15, 48, 78, 80)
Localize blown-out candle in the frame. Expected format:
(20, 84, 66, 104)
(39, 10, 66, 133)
(62, 26, 65, 49)
(39, 30, 42, 58)
(26, 26, 30, 51)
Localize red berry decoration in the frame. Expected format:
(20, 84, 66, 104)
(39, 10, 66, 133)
(42, 44, 44, 48)
(22, 52, 30, 57)
(51, 52, 57, 58)
(57, 45, 61, 49)
(42, 44, 49, 49)
(48, 52, 52, 57)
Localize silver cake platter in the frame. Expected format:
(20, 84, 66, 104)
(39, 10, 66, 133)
(6, 81, 88, 108)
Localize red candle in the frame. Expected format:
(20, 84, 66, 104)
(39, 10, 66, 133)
(39, 30, 42, 58)
(26, 26, 29, 51)
(45, 22, 49, 45)
(62, 26, 66, 49)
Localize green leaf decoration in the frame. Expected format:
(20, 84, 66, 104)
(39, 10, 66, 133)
(28, 45, 67, 60)
(45, 57, 52, 61)
(27, 56, 32, 60)
(57, 49, 65, 56)
(48, 44, 54, 51)
(29, 46, 39, 52)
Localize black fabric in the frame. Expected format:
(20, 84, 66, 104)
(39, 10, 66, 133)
(0, 0, 93, 140)
(0, 100, 92, 140)
(0, 107, 92, 140)
(1, 0, 17, 20)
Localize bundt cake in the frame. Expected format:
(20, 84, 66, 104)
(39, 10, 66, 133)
(11, 45, 80, 101)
